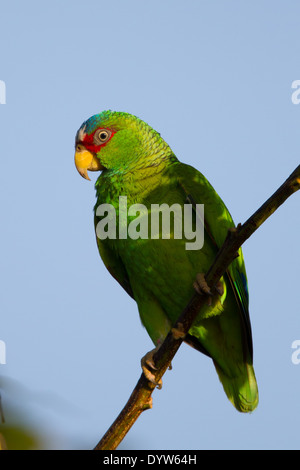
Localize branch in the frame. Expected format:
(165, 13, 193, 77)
(94, 164, 300, 450)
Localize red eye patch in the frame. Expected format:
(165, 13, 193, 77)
(82, 129, 115, 153)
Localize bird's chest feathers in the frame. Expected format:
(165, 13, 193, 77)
(94, 169, 179, 253)
(95, 169, 172, 219)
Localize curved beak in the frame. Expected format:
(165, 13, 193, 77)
(74, 144, 104, 180)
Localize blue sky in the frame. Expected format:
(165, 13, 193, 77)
(0, 1, 300, 450)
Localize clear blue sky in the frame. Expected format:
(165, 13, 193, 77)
(0, 0, 299, 450)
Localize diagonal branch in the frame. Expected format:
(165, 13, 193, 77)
(94, 164, 300, 451)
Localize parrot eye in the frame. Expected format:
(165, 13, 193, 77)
(93, 129, 112, 145)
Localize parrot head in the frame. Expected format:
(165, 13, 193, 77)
(74, 110, 173, 180)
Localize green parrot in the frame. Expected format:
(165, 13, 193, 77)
(74, 110, 258, 413)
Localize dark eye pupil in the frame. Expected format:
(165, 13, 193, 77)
(100, 132, 107, 140)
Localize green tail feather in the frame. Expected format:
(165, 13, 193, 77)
(213, 360, 259, 413)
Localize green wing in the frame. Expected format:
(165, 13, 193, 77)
(175, 163, 252, 349)
(173, 162, 258, 412)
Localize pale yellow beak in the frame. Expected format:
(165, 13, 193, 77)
(74, 144, 104, 180)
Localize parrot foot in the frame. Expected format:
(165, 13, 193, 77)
(141, 345, 163, 390)
(171, 322, 186, 340)
(193, 273, 224, 306)
(193, 273, 212, 296)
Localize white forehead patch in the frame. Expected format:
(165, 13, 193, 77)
(77, 125, 87, 142)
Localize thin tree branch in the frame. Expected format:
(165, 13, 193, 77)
(94, 164, 300, 451)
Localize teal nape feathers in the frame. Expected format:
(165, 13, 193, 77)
(75, 110, 258, 413)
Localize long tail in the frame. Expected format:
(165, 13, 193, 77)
(213, 360, 259, 413)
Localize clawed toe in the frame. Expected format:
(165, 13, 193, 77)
(194, 273, 224, 306)
(171, 322, 186, 340)
(193, 273, 212, 296)
(141, 346, 163, 389)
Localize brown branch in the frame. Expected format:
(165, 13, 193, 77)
(94, 164, 300, 451)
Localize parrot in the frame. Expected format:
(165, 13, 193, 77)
(74, 110, 258, 413)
